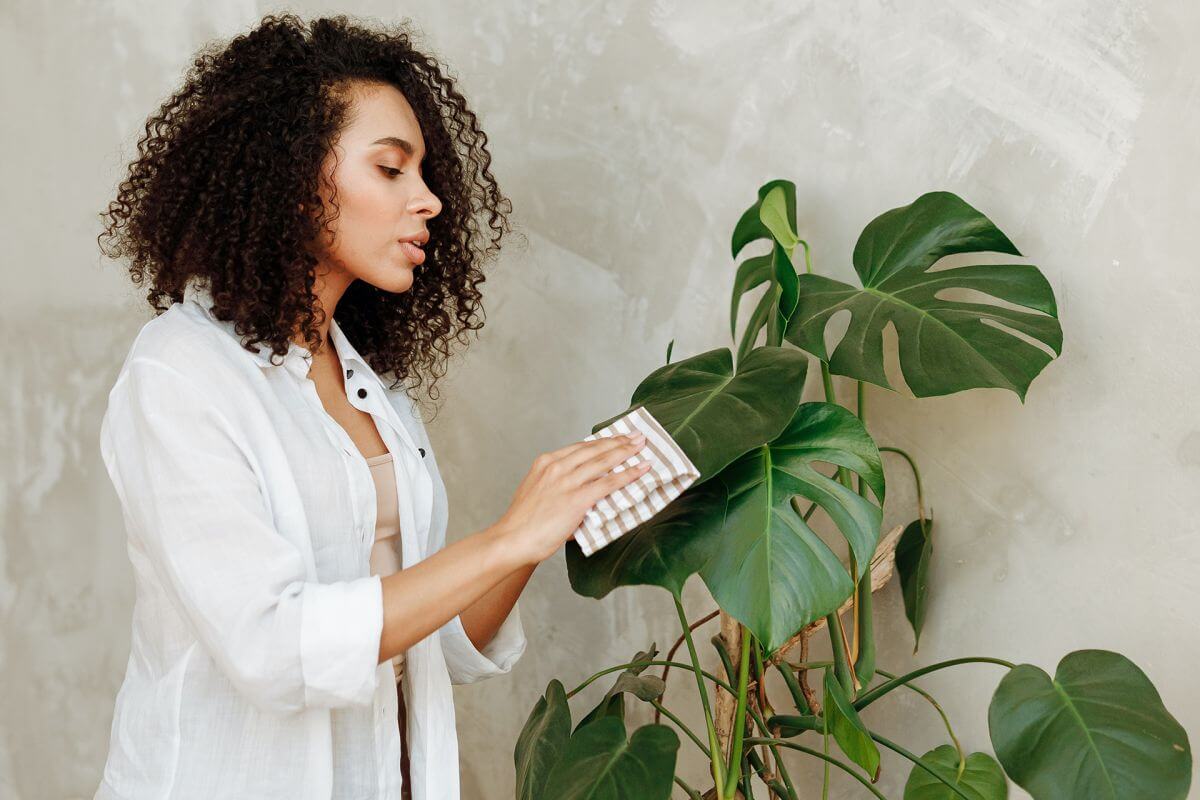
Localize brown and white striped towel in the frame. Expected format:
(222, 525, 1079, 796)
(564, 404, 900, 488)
(573, 405, 701, 557)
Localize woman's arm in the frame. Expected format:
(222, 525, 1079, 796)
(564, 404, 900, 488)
(378, 431, 651, 665)
(376, 522, 528, 664)
(457, 562, 536, 651)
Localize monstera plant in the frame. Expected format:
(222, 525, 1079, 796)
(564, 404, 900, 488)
(513, 183, 1192, 800)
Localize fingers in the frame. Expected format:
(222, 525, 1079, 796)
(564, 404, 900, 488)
(557, 432, 645, 474)
(583, 457, 653, 500)
(538, 432, 627, 465)
(572, 437, 648, 482)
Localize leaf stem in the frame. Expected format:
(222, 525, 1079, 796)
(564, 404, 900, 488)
(650, 700, 710, 758)
(567, 659, 736, 699)
(674, 775, 703, 800)
(875, 667, 966, 779)
(879, 445, 927, 525)
(854, 656, 1016, 710)
(745, 739, 888, 800)
(675, 595, 726, 798)
(722, 626, 753, 797)
(869, 731, 972, 800)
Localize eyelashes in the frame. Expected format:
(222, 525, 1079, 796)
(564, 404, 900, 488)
(378, 166, 403, 178)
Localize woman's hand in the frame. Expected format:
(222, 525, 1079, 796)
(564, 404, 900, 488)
(495, 432, 653, 566)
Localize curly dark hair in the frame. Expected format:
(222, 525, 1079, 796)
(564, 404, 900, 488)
(97, 12, 515, 418)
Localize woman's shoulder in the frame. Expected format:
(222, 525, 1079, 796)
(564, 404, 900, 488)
(114, 301, 261, 397)
(111, 299, 267, 412)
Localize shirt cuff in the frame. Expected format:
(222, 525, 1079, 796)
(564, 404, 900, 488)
(300, 574, 383, 708)
(440, 600, 527, 685)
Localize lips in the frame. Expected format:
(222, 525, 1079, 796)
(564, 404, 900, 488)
(398, 240, 426, 265)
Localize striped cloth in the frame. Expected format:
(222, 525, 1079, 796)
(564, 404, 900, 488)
(573, 405, 701, 557)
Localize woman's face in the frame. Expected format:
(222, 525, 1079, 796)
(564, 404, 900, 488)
(311, 82, 443, 295)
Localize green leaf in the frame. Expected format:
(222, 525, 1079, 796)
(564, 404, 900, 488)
(903, 745, 1007, 800)
(515, 679, 573, 800)
(576, 647, 665, 732)
(784, 191, 1062, 400)
(540, 719, 680, 800)
(592, 345, 809, 483)
(988, 649, 1192, 800)
(731, 179, 797, 259)
(566, 475, 729, 599)
(759, 184, 800, 250)
(730, 180, 801, 359)
(823, 667, 881, 780)
(895, 515, 934, 651)
(575, 693, 625, 733)
(699, 401, 884, 652)
(729, 253, 773, 342)
(767, 240, 801, 346)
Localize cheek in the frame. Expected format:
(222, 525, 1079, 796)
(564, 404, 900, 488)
(342, 176, 402, 233)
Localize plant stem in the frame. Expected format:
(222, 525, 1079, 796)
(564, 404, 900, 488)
(851, 381, 878, 683)
(715, 635, 801, 800)
(567, 659, 736, 699)
(722, 627, 753, 797)
(879, 445, 927, 524)
(876, 668, 966, 780)
(774, 661, 810, 715)
(746, 702, 800, 799)
(826, 610, 858, 693)
(656, 609, 721, 724)
(820, 681, 830, 800)
(675, 595, 726, 798)
(853, 656, 1016, 710)
(650, 699, 711, 758)
(745, 739, 888, 800)
(674, 775, 703, 800)
(818, 361, 861, 695)
(740, 753, 755, 799)
(869, 731, 972, 800)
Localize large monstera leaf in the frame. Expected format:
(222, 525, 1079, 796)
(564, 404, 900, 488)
(591, 345, 808, 482)
(784, 191, 1062, 401)
(698, 401, 885, 652)
(988, 650, 1192, 800)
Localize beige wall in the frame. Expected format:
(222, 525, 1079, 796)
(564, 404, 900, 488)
(3, 1, 1196, 797)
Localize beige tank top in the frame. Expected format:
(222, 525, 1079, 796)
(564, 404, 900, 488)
(365, 451, 405, 681)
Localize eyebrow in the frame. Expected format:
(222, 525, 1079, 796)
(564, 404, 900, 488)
(370, 136, 423, 160)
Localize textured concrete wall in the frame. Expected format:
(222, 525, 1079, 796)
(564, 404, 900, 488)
(3, 1, 1196, 798)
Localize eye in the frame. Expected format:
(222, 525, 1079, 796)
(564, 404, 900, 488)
(379, 166, 403, 178)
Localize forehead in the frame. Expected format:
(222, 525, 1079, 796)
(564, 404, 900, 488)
(342, 83, 426, 155)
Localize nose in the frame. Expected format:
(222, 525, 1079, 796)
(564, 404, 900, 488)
(407, 179, 443, 220)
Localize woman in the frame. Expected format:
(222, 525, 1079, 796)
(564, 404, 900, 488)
(93, 13, 652, 800)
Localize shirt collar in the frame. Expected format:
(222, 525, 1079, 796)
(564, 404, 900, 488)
(183, 281, 371, 380)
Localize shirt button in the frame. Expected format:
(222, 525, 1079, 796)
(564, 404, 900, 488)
(357, 388, 367, 398)
(419, 447, 426, 457)
(346, 368, 354, 378)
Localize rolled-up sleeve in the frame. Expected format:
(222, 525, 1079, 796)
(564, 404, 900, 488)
(100, 357, 383, 715)
(438, 600, 527, 685)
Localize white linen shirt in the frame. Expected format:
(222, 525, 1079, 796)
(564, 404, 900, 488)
(94, 282, 527, 800)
